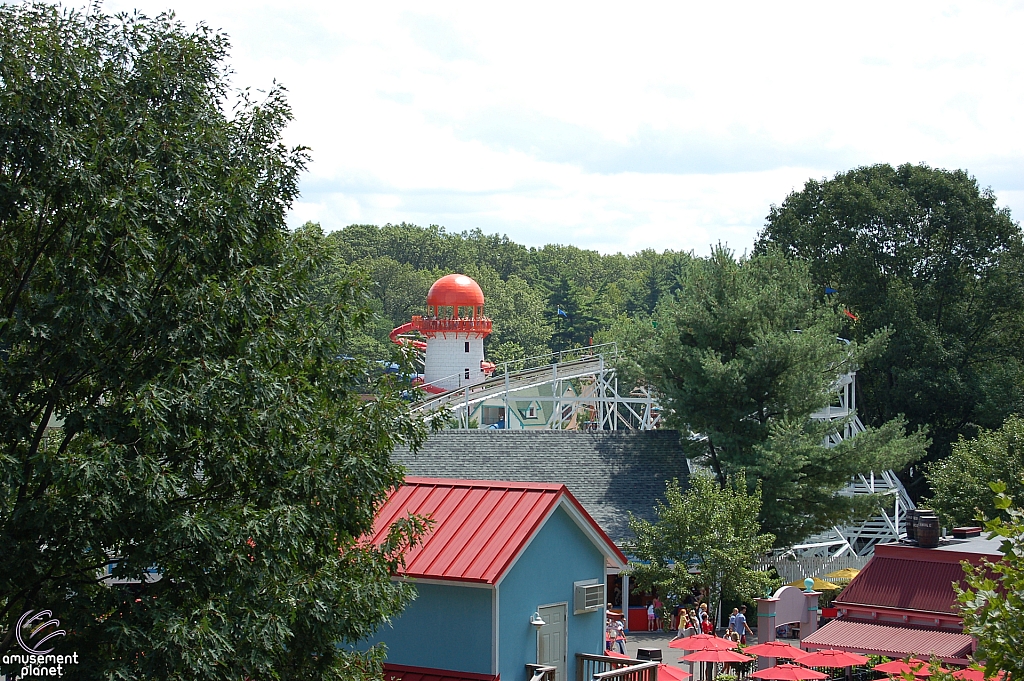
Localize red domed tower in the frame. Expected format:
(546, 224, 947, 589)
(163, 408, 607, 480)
(390, 274, 494, 392)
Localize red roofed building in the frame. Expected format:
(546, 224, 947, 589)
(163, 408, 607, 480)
(358, 478, 627, 681)
(801, 533, 1002, 664)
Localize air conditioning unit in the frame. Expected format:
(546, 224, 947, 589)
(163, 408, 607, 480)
(574, 579, 605, 614)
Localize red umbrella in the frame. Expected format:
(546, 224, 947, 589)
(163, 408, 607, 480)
(744, 641, 809, 660)
(660, 665, 693, 681)
(953, 669, 1006, 681)
(605, 650, 631, 659)
(798, 650, 870, 668)
(874, 660, 949, 677)
(751, 664, 828, 680)
(682, 650, 755, 664)
(670, 634, 739, 651)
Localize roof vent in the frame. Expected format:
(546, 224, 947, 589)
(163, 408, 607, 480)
(952, 526, 983, 539)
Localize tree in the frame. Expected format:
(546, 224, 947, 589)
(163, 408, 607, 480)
(927, 417, 1024, 527)
(645, 246, 927, 545)
(0, 6, 427, 680)
(626, 475, 776, 624)
(757, 164, 1024, 497)
(957, 483, 1024, 680)
(466, 268, 553, 364)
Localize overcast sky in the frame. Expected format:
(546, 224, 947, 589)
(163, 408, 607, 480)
(102, 1, 1024, 255)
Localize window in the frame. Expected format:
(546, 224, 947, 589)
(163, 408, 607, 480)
(464, 368, 470, 379)
(482, 406, 504, 425)
(465, 341, 470, 352)
(526, 404, 537, 418)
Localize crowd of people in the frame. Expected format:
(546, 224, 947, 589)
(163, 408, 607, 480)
(606, 586, 757, 655)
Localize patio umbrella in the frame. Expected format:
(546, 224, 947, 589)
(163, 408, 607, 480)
(669, 634, 738, 651)
(824, 568, 861, 582)
(744, 641, 809, 660)
(874, 660, 949, 677)
(785, 577, 842, 591)
(681, 650, 754, 664)
(751, 664, 828, 680)
(660, 665, 693, 681)
(953, 669, 1006, 681)
(605, 650, 631, 659)
(797, 650, 869, 668)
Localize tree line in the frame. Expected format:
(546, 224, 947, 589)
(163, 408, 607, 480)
(321, 162, 1024, 513)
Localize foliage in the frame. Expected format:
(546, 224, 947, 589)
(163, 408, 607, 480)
(322, 223, 695, 360)
(927, 416, 1024, 527)
(0, 6, 428, 679)
(643, 246, 927, 544)
(626, 474, 777, 623)
(757, 163, 1024, 496)
(957, 483, 1024, 680)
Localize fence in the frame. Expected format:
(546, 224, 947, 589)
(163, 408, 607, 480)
(576, 653, 660, 681)
(759, 553, 870, 584)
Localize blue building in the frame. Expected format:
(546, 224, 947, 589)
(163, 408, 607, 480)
(362, 477, 627, 681)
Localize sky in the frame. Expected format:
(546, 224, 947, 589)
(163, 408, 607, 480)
(101, 1, 1024, 256)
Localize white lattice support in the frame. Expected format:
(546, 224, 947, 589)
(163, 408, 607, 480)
(790, 369, 916, 558)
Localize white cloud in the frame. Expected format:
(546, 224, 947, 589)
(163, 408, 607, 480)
(100, 1, 1024, 254)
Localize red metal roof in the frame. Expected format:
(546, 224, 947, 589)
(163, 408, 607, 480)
(835, 543, 1000, 616)
(801, 619, 975, 663)
(384, 663, 499, 681)
(369, 477, 627, 585)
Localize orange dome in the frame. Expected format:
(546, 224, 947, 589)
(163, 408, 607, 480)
(426, 274, 485, 307)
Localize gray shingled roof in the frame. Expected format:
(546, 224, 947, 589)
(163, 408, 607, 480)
(393, 430, 691, 544)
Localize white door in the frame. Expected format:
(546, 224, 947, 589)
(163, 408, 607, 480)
(537, 603, 567, 681)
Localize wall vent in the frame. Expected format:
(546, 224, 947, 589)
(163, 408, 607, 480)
(574, 579, 604, 614)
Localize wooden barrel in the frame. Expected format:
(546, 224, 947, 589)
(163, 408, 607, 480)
(905, 510, 918, 541)
(917, 513, 940, 548)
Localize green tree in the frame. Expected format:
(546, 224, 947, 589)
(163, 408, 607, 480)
(467, 268, 553, 363)
(646, 246, 927, 544)
(0, 7, 427, 679)
(757, 164, 1024, 496)
(927, 417, 1024, 527)
(626, 475, 776, 624)
(957, 483, 1024, 680)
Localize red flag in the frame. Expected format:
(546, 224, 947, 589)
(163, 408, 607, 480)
(844, 308, 858, 321)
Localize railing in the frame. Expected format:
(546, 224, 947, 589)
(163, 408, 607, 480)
(527, 664, 558, 681)
(411, 315, 494, 334)
(577, 653, 659, 681)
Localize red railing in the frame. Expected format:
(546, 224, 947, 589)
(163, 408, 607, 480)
(411, 315, 493, 335)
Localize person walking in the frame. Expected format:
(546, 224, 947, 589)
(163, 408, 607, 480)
(728, 607, 739, 635)
(647, 601, 656, 631)
(736, 605, 754, 644)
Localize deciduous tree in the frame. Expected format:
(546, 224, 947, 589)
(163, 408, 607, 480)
(957, 483, 1024, 680)
(0, 6, 426, 679)
(627, 475, 776, 624)
(927, 417, 1024, 527)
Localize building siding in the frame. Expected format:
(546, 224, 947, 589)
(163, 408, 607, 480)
(358, 582, 494, 675)
(498, 505, 606, 681)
